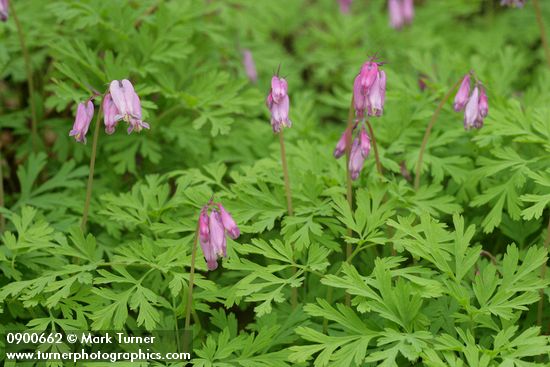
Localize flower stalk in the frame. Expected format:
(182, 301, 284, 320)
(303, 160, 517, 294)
(10, 2, 39, 151)
(532, 0, 550, 69)
(414, 78, 462, 190)
(537, 216, 550, 329)
(80, 101, 103, 232)
(183, 224, 200, 351)
(0, 153, 4, 232)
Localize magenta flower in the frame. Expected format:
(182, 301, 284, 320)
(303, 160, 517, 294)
(349, 138, 366, 181)
(0, 0, 8, 22)
(453, 74, 471, 112)
(69, 101, 94, 143)
(478, 87, 488, 118)
(389, 0, 414, 29)
(338, 0, 352, 14)
(102, 94, 119, 135)
(500, 0, 526, 7)
(242, 50, 258, 83)
(353, 60, 386, 120)
(197, 201, 240, 271)
(266, 76, 291, 132)
(334, 124, 371, 180)
(109, 79, 150, 134)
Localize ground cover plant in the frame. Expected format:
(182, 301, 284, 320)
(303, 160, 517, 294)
(0, 0, 550, 365)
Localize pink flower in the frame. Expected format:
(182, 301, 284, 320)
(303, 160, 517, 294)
(266, 76, 291, 132)
(464, 86, 480, 130)
(349, 137, 366, 180)
(242, 49, 258, 83)
(217, 204, 240, 239)
(338, 0, 352, 14)
(69, 101, 94, 143)
(109, 79, 150, 134)
(197, 201, 240, 271)
(359, 126, 371, 157)
(0, 0, 8, 22)
(500, 0, 525, 7)
(102, 94, 119, 135)
(388, 0, 414, 29)
(453, 74, 471, 112)
(333, 130, 348, 158)
(353, 61, 386, 119)
(478, 87, 488, 118)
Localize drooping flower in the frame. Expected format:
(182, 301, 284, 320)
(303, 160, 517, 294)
(102, 94, 119, 135)
(478, 87, 489, 118)
(359, 126, 371, 157)
(338, 0, 353, 14)
(349, 137, 366, 181)
(0, 0, 8, 22)
(266, 76, 291, 132)
(500, 0, 526, 7)
(463, 87, 480, 130)
(109, 79, 150, 134)
(333, 130, 348, 158)
(69, 101, 94, 143)
(217, 204, 240, 239)
(197, 201, 240, 271)
(453, 74, 471, 112)
(242, 49, 258, 83)
(389, 0, 414, 29)
(353, 60, 386, 119)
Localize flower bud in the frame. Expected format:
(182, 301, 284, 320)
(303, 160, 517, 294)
(349, 137, 366, 181)
(69, 101, 94, 143)
(217, 204, 240, 239)
(103, 94, 119, 135)
(464, 86, 480, 130)
(359, 126, 371, 158)
(209, 210, 227, 261)
(333, 130, 348, 159)
(478, 87, 488, 118)
(0, 0, 8, 22)
(242, 50, 257, 83)
(199, 208, 210, 244)
(453, 74, 471, 112)
(338, 0, 352, 14)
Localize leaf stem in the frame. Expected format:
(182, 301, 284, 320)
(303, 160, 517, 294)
(533, 0, 550, 69)
(183, 224, 200, 351)
(537, 216, 550, 329)
(80, 100, 103, 233)
(0, 154, 4, 232)
(10, 2, 39, 151)
(414, 78, 462, 190)
(278, 130, 298, 309)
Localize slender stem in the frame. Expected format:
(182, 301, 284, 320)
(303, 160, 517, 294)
(80, 101, 103, 233)
(278, 130, 298, 308)
(183, 225, 200, 350)
(537, 216, 550, 329)
(344, 97, 355, 307)
(0, 154, 4, 231)
(279, 130, 294, 216)
(173, 297, 181, 353)
(414, 78, 462, 190)
(533, 0, 550, 69)
(10, 3, 39, 151)
(365, 120, 383, 176)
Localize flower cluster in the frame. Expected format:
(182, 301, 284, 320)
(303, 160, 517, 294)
(453, 73, 489, 130)
(334, 125, 371, 180)
(198, 202, 240, 271)
(353, 60, 387, 120)
(500, 0, 526, 7)
(0, 0, 8, 22)
(69, 79, 149, 143)
(388, 0, 414, 29)
(338, 0, 353, 14)
(266, 76, 291, 133)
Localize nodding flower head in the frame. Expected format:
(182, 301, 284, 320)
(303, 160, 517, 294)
(69, 101, 94, 143)
(0, 0, 8, 22)
(109, 79, 150, 134)
(500, 0, 526, 7)
(453, 74, 471, 112)
(103, 94, 119, 135)
(338, 0, 353, 14)
(349, 137, 366, 181)
(242, 49, 258, 83)
(334, 124, 371, 180)
(389, 0, 414, 29)
(359, 126, 371, 158)
(197, 201, 240, 271)
(266, 76, 291, 133)
(353, 59, 386, 120)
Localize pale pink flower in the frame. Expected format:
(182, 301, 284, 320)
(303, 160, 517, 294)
(102, 94, 119, 135)
(353, 61, 386, 119)
(69, 101, 94, 143)
(389, 0, 414, 29)
(338, 0, 352, 14)
(500, 0, 526, 7)
(0, 0, 8, 22)
(266, 76, 291, 132)
(217, 204, 240, 239)
(464, 87, 480, 130)
(349, 137, 366, 180)
(242, 49, 258, 83)
(109, 79, 150, 134)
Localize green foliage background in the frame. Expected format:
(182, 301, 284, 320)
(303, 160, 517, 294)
(1, 0, 550, 365)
